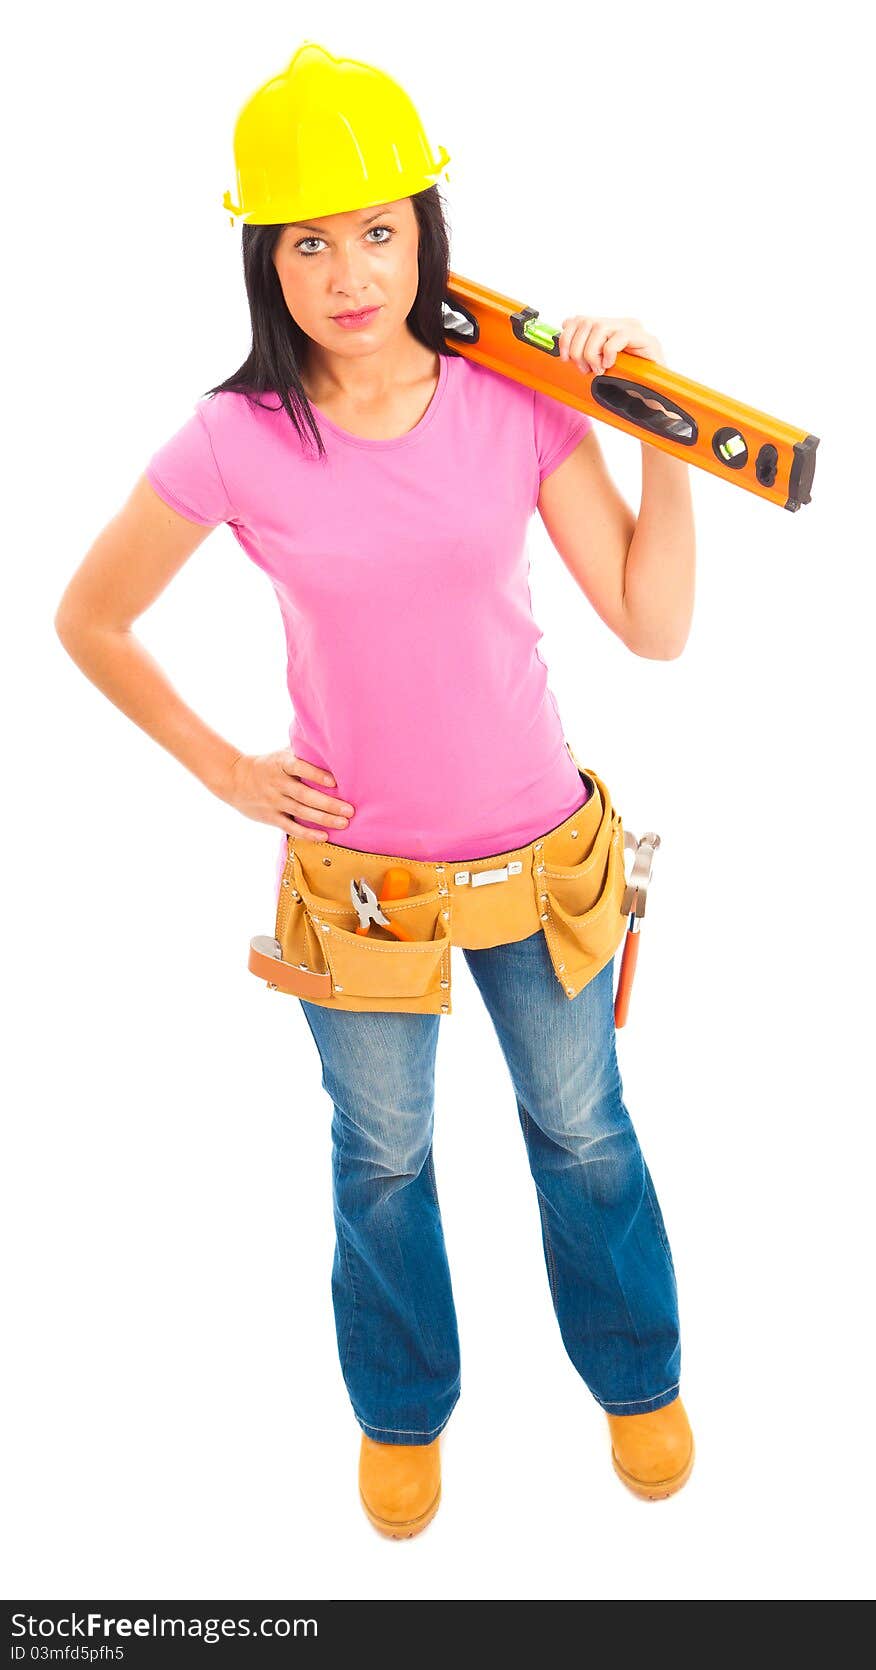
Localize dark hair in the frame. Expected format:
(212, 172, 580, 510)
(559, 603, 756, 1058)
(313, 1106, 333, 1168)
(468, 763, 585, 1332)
(202, 185, 457, 460)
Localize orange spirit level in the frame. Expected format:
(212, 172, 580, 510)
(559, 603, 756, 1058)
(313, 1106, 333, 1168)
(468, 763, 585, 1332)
(443, 272, 819, 512)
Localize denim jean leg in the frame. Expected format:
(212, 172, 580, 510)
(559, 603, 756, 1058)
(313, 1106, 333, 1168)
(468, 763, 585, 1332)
(463, 930, 681, 1415)
(298, 1000, 461, 1444)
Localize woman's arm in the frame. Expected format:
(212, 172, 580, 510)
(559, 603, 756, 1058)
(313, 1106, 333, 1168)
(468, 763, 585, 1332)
(621, 443, 696, 659)
(545, 313, 697, 659)
(537, 432, 695, 659)
(55, 479, 356, 838)
(54, 476, 245, 796)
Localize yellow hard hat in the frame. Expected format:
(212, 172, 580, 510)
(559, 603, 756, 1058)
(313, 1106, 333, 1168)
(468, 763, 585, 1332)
(222, 41, 451, 226)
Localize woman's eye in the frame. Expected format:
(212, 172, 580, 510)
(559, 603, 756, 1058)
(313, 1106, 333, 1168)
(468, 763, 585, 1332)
(295, 226, 393, 258)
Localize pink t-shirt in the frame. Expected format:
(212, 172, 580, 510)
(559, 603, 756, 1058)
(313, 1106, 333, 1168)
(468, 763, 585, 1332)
(145, 350, 593, 892)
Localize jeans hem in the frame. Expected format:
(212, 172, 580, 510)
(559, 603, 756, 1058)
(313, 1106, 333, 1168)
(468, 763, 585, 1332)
(354, 1384, 461, 1445)
(595, 1382, 680, 1416)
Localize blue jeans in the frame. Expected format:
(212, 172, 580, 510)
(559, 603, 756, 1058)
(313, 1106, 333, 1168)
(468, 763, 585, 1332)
(299, 928, 681, 1443)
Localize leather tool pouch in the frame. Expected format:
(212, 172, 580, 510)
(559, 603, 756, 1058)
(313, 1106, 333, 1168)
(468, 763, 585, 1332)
(249, 757, 629, 1015)
(288, 847, 452, 1009)
(535, 784, 629, 999)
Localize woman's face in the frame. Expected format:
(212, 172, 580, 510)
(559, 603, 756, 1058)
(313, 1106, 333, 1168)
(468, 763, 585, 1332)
(271, 195, 420, 360)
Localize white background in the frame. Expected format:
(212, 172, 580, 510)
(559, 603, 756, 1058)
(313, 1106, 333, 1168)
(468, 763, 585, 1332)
(3, 0, 873, 1604)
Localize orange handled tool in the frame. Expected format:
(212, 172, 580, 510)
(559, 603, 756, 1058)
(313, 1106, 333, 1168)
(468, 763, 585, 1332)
(443, 270, 818, 513)
(350, 871, 415, 941)
(378, 866, 415, 903)
(614, 930, 641, 1030)
(614, 831, 661, 1029)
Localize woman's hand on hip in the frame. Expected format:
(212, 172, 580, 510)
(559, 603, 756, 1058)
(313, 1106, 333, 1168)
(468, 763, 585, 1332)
(217, 750, 355, 840)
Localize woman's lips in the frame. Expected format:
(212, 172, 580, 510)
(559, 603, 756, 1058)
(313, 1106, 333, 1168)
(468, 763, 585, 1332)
(331, 306, 381, 329)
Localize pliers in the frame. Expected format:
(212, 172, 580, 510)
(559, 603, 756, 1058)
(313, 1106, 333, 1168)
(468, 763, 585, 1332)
(350, 877, 414, 941)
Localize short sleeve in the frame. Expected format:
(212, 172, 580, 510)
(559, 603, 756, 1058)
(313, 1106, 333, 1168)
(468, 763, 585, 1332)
(144, 402, 233, 525)
(533, 386, 593, 485)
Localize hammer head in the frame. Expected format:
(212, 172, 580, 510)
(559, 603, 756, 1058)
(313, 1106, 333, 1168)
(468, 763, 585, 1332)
(621, 832, 661, 919)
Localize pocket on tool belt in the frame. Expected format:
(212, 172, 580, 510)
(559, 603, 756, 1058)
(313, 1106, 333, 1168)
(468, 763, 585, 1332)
(539, 811, 628, 990)
(290, 854, 451, 1001)
(274, 860, 327, 981)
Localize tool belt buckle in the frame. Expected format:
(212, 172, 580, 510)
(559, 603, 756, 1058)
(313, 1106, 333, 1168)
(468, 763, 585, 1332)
(453, 860, 523, 888)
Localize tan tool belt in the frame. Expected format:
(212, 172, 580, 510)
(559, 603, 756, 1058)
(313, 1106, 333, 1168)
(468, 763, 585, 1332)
(248, 749, 629, 1015)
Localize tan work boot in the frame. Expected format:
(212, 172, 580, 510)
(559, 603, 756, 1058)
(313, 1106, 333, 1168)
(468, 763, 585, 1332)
(606, 1395, 695, 1500)
(358, 1432, 442, 1538)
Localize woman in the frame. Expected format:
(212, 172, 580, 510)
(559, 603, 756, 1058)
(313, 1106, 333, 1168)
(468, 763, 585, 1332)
(54, 42, 696, 1537)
